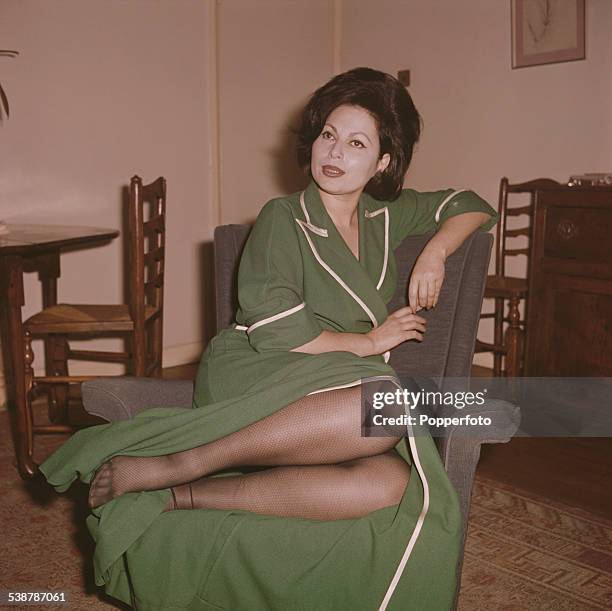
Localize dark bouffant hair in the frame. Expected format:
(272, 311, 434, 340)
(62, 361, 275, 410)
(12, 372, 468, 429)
(296, 67, 422, 201)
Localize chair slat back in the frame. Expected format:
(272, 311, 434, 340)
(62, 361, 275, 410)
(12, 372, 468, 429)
(128, 175, 166, 375)
(495, 177, 560, 276)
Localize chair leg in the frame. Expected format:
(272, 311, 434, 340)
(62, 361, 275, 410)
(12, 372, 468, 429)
(17, 331, 37, 478)
(492, 297, 504, 376)
(504, 295, 523, 379)
(46, 335, 70, 423)
(152, 315, 163, 377)
(24, 331, 35, 403)
(130, 328, 146, 376)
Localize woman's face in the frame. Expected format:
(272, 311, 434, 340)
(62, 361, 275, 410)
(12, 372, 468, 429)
(310, 104, 390, 199)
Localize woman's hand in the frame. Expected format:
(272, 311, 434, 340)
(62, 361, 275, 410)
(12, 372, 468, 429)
(408, 248, 446, 312)
(366, 306, 427, 354)
(407, 211, 492, 311)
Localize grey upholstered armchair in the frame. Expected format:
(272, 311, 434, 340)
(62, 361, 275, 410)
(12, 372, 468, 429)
(81, 227, 519, 608)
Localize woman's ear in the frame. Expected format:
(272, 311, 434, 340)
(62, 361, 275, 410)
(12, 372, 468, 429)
(377, 153, 391, 174)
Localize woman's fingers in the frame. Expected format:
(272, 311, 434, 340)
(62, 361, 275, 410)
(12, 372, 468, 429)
(404, 330, 423, 342)
(408, 279, 420, 312)
(410, 276, 444, 310)
(433, 281, 441, 308)
(427, 279, 437, 309)
(393, 313, 426, 326)
(387, 316, 426, 329)
(402, 322, 426, 333)
(391, 305, 416, 317)
(409, 277, 436, 311)
(409, 250, 446, 310)
(418, 279, 430, 310)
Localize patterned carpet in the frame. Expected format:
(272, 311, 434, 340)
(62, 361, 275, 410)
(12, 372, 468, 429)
(459, 478, 612, 610)
(0, 408, 610, 610)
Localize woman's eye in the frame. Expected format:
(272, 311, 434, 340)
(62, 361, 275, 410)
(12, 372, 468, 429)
(351, 140, 365, 148)
(321, 131, 334, 140)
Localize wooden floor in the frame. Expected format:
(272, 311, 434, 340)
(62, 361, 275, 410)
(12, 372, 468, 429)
(166, 362, 612, 520)
(474, 364, 612, 519)
(478, 436, 612, 520)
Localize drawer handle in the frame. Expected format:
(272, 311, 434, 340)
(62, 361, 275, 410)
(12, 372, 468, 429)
(556, 219, 579, 240)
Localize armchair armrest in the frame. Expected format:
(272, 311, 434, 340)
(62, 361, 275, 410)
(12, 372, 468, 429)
(436, 399, 519, 611)
(435, 399, 520, 527)
(81, 377, 194, 422)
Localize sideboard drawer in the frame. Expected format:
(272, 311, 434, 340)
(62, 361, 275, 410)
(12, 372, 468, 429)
(544, 206, 612, 263)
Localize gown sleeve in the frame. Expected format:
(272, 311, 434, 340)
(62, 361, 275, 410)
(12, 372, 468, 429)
(388, 188, 499, 249)
(236, 199, 323, 352)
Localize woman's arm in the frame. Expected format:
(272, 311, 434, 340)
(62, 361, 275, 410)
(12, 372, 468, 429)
(408, 211, 490, 311)
(291, 330, 374, 357)
(291, 307, 427, 357)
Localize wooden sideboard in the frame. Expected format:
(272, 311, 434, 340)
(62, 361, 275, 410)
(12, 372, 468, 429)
(524, 185, 612, 376)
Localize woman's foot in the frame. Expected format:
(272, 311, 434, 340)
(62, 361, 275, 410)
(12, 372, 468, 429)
(88, 454, 174, 508)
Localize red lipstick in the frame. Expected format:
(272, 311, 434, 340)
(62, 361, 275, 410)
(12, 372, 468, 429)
(322, 165, 345, 177)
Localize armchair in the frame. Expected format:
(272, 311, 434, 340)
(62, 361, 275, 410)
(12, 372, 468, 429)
(81, 227, 519, 608)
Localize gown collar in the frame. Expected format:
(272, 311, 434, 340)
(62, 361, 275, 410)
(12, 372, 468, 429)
(297, 180, 391, 328)
(301, 179, 386, 242)
(301, 179, 390, 267)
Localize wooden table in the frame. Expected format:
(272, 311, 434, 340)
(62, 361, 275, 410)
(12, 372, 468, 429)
(0, 224, 119, 478)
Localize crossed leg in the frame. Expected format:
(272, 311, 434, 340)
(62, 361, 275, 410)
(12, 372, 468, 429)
(88, 384, 410, 519)
(168, 450, 410, 519)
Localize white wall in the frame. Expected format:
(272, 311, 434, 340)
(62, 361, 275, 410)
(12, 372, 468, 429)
(342, 0, 611, 190)
(341, 0, 612, 364)
(0, 0, 337, 406)
(217, 0, 335, 223)
(0, 0, 213, 404)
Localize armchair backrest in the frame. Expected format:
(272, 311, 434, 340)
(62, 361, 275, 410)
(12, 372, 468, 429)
(214, 224, 251, 333)
(213, 225, 492, 382)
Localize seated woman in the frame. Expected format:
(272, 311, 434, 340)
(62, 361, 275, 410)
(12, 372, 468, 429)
(41, 67, 498, 610)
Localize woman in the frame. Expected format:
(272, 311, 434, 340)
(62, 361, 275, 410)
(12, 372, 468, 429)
(41, 67, 498, 610)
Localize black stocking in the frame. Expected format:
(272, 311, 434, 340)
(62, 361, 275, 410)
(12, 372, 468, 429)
(168, 451, 410, 520)
(89, 383, 405, 509)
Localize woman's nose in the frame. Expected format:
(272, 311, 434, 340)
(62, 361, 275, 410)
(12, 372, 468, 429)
(330, 142, 343, 159)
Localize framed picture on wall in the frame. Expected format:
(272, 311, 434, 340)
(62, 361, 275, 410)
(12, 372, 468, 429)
(511, 0, 586, 68)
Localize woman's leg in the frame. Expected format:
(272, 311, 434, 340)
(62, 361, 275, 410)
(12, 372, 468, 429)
(89, 384, 401, 508)
(165, 450, 410, 520)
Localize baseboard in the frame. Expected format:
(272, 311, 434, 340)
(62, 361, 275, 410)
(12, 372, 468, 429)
(0, 341, 204, 411)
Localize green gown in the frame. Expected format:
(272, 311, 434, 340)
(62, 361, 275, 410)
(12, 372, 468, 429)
(40, 180, 498, 611)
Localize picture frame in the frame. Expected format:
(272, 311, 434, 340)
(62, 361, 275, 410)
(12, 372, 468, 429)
(511, 0, 586, 69)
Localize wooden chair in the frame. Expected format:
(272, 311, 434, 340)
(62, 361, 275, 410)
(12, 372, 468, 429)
(475, 176, 560, 376)
(20, 175, 166, 467)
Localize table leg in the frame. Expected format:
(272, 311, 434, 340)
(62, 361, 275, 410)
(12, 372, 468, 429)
(38, 253, 59, 309)
(0, 255, 37, 478)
